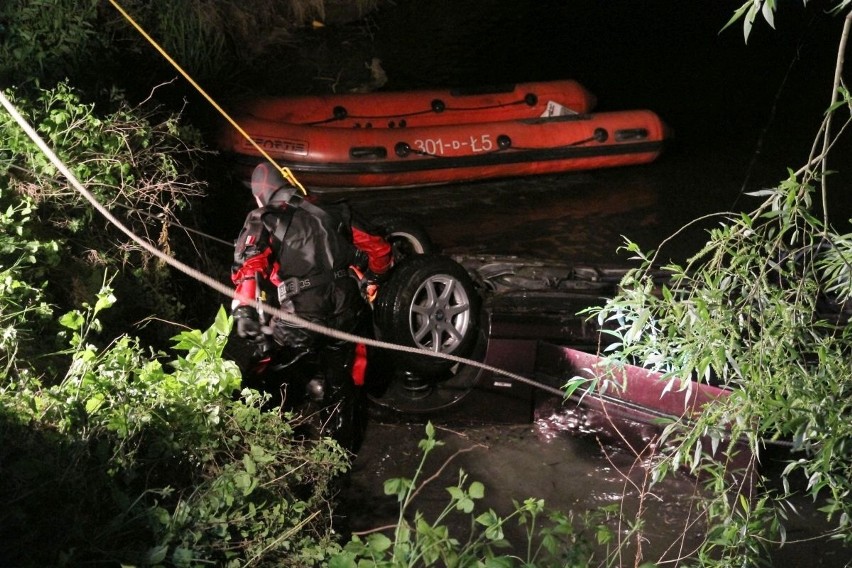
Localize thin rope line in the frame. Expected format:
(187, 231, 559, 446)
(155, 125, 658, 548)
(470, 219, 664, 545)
(106, 0, 308, 196)
(0, 90, 567, 398)
(303, 99, 531, 125)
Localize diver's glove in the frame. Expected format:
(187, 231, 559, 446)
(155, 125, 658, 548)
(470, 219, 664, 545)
(233, 305, 262, 339)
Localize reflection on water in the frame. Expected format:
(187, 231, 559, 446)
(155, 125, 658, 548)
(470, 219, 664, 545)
(323, 170, 663, 264)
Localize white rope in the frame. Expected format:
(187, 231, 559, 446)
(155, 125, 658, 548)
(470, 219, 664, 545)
(0, 91, 566, 398)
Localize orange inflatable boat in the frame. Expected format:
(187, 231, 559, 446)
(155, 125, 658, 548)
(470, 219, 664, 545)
(217, 80, 670, 190)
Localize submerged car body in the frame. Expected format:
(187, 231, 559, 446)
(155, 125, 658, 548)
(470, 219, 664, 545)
(366, 253, 751, 474)
(233, 213, 748, 466)
(367, 253, 653, 420)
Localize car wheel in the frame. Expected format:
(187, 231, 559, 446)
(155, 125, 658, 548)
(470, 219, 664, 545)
(374, 254, 481, 377)
(369, 214, 436, 263)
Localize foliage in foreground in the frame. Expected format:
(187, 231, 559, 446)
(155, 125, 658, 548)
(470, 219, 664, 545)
(0, 77, 349, 566)
(1, 80, 212, 352)
(584, 12, 852, 566)
(0, 298, 350, 567)
(331, 423, 617, 568)
(588, 180, 852, 565)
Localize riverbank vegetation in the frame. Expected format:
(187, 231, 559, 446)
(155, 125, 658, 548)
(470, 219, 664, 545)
(2, 0, 851, 566)
(1, 1, 361, 565)
(583, 4, 852, 566)
(0, 86, 348, 566)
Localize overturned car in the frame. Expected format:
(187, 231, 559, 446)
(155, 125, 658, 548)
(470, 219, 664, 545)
(236, 215, 756, 463)
(367, 250, 625, 421)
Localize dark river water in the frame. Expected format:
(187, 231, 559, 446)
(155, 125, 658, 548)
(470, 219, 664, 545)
(321, 0, 851, 259)
(307, 1, 852, 565)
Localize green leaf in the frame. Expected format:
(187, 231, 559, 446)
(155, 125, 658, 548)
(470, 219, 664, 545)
(446, 486, 464, 501)
(366, 533, 392, 553)
(720, 1, 753, 34)
(562, 375, 591, 399)
(144, 544, 168, 564)
(214, 305, 232, 335)
(93, 290, 116, 313)
(84, 392, 105, 415)
(476, 510, 500, 527)
(242, 453, 257, 475)
(328, 553, 357, 568)
(59, 310, 84, 331)
(761, 0, 776, 29)
(384, 477, 411, 501)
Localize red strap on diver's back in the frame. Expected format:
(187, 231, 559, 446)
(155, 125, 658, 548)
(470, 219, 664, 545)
(351, 342, 368, 386)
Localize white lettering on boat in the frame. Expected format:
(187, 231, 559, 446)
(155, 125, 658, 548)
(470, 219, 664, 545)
(243, 136, 309, 156)
(413, 134, 494, 155)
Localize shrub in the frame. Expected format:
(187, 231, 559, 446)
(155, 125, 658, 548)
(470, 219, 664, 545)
(0, 303, 350, 567)
(1, 82, 212, 348)
(585, 33, 852, 565)
(0, 188, 60, 378)
(332, 423, 612, 568)
(0, 0, 107, 88)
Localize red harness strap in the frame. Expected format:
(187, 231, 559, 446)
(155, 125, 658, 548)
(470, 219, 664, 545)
(351, 342, 368, 386)
(352, 227, 393, 275)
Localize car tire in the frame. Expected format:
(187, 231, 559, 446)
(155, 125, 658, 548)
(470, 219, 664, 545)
(369, 214, 436, 262)
(374, 254, 481, 376)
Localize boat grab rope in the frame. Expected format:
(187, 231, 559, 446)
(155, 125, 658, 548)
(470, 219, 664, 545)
(506, 130, 610, 152)
(303, 98, 534, 126)
(106, 0, 309, 196)
(0, 90, 568, 401)
(304, 108, 437, 126)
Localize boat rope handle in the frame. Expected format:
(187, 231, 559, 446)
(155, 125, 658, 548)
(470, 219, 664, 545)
(304, 108, 436, 126)
(0, 90, 569, 400)
(106, 0, 308, 196)
(304, 98, 533, 126)
(508, 131, 610, 152)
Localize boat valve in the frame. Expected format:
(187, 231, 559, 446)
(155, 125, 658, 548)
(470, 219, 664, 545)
(395, 142, 411, 157)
